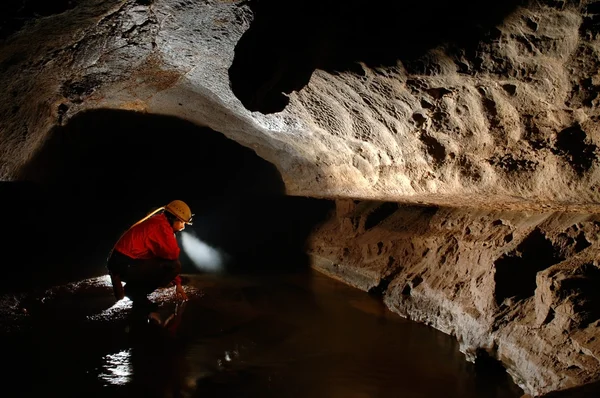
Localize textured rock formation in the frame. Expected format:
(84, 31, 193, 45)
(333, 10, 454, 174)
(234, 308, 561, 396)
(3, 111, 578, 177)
(0, 0, 599, 209)
(309, 200, 600, 396)
(2, 0, 600, 396)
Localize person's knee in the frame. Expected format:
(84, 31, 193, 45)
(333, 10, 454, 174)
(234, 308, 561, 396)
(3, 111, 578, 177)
(107, 256, 123, 276)
(107, 251, 130, 276)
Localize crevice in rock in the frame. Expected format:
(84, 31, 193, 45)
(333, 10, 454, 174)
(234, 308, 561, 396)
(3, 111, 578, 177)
(540, 307, 556, 326)
(401, 284, 412, 296)
(473, 348, 521, 395)
(368, 277, 392, 297)
(420, 133, 446, 167)
(553, 124, 598, 176)
(501, 83, 517, 96)
(494, 228, 564, 306)
(397, 273, 424, 298)
(364, 202, 399, 230)
(574, 231, 591, 252)
(368, 256, 401, 297)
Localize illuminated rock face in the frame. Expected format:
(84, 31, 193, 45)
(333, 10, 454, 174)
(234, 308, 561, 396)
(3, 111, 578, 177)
(2, 0, 600, 209)
(309, 200, 600, 396)
(2, 0, 600, 395)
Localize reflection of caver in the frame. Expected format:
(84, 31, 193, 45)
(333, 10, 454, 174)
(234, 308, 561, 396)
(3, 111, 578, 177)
(107, 200, 193, 311)
(164, 301, 187, 334)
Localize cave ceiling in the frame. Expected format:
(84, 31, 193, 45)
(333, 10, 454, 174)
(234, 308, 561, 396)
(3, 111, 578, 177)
(1, 0, 600, 210)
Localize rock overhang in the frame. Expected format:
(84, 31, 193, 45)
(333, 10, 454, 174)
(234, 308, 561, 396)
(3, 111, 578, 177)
(1, 0, 600, 211)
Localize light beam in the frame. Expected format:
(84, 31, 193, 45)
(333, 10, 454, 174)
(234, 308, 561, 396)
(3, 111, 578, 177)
(181, 231, 226, 272)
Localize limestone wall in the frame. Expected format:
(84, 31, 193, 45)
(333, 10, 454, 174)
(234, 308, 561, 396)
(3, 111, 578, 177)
(309, 200, 600, 396)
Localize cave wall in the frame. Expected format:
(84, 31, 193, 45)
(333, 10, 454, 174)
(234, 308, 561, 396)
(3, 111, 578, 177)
(309, 200, 600, 396)
(2, 1, 600, 396)
(1, 0, 600, 209)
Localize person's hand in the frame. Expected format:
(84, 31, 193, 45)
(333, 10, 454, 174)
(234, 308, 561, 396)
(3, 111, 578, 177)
(175, 284, 188, 301)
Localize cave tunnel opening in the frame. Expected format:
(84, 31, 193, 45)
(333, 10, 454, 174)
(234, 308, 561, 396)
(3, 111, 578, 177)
(2, 109, 333, 292)
(229, 0, 525, 113)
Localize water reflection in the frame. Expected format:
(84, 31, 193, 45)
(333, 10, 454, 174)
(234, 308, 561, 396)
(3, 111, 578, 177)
(154, 272, 523, 398)
(1, 271, 525, 398)
(163, 301, 187, 334)
(99, 350, 132, 386)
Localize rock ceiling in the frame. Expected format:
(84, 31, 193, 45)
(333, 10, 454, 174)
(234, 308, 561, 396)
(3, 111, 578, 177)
(2, 0, 600, 210)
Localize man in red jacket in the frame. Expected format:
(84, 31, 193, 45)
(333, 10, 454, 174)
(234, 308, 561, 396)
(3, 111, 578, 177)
(107, 200, 193, 308)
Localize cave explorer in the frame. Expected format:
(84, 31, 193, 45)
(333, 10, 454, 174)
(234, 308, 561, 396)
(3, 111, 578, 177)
(107, 200, 193, 313)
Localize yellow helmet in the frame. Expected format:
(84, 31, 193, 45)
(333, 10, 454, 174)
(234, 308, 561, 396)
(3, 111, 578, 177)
(164, 200, 194, 225)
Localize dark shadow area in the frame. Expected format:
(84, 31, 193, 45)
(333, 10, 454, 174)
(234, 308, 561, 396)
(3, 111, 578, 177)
(552, 123, 598, 176)
(544, 380, 600, 398)
(1, 109, 330, 292)
(229, 0, 526, 113)
(0, 0, 82, 39)
(0, 282, 189, 398)
(17, 109, 285, 198)
(364, 202, 400, 230)
(473, 349, 522, 398)
(181, 196, 333, 275)
(494, 228, 564, 306)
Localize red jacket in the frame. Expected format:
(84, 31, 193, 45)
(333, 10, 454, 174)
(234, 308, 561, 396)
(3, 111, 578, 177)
(114, 213, 181, 284)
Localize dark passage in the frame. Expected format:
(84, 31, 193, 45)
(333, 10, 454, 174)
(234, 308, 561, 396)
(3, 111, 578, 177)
(17, 109, 285, 199)
(182, 196, 333, 276)
(0, 0, 84, 39)
(2, 109, 331, 292)
(229, 0, 525, 113)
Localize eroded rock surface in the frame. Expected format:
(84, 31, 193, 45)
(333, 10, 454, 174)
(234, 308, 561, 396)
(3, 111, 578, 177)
(309, 200, 600, 396)
(1, 0, 600, 209)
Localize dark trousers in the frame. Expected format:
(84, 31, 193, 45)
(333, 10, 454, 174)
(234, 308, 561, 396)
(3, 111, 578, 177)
(107, 250, 181, 301)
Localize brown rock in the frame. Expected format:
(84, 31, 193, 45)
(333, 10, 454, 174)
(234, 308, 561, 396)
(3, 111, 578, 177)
(1, 0, 600, 210)
(309, 203, 600, 396)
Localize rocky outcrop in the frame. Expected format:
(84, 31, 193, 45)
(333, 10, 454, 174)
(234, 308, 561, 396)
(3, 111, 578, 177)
(309, 200, 600, 396)
(1, 0, 600, 209)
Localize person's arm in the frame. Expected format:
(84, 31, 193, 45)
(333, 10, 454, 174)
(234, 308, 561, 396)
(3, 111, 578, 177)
(174, 278, 188, 301)
(147, 224, 180, 260)
(148, 224, 188, 300)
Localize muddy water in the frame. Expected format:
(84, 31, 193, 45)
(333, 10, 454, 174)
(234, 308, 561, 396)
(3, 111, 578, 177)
(1, 271, 522, 398)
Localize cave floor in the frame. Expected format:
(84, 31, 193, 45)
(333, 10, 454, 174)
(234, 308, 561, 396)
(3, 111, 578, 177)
(0, 270, 523, 398)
